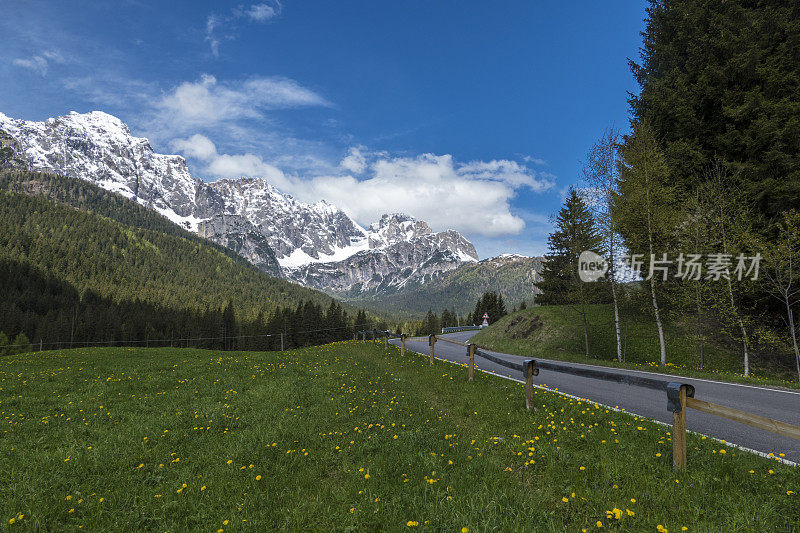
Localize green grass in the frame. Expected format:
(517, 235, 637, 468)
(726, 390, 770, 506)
(1, 342, 798, 531)
(471, 305, 800, 389)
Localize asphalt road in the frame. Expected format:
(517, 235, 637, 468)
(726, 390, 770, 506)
(391, 331, 800, 464)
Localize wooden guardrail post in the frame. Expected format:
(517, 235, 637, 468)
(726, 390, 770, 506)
(428, 334, 436, 365)
(468, 344, 475, 381)
(384, 331, 388, 351)
(401, 334, 406, 357)
(667, 383, 689, 470)
(524, 360, 538, 410)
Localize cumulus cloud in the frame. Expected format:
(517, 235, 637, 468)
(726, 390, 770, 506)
(172, 133, 294, 190)
(172, 136, 553, 238)
(12, 50, 64, 76)
(171, 134, 218, 161)
(307, 153, 553, 237)
(155, 74, 329, 130)
(339, 146, 367, 174)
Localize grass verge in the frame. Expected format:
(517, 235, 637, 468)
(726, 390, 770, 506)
(1, 342, 798, 531)
(470, 305, 800, 389)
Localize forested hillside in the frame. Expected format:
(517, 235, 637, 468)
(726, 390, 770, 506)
(0, 171, 379, 351)
(0, 170, 244, 258)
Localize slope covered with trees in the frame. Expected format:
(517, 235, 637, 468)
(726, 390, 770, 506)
(0, 171, 379, 351)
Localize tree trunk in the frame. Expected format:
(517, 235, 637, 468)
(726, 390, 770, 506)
(644, 158, 666, 366)
(786, 300, 800, 382)
(648, 230, 666, 365)
(727, 277, 749, 376)
(650, 276, 667, 365)
(611, 282, 622, 361)
(694, 226, 704, 369)
(609, 245, 622, 362)
(582, 300, 590, 358)
(696, 282, 704, 369)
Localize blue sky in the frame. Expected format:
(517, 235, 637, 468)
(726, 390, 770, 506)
(0, 1, 647, 258)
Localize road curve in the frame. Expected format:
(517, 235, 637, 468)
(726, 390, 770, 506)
(391, 331, 800, 463)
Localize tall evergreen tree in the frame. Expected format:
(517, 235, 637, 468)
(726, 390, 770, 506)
(628, 0, 800, 221)
(536, 187, 602, 357)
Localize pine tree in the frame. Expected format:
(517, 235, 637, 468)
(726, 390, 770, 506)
(11, 332, 32, 355)
(536, 187, 602, 357)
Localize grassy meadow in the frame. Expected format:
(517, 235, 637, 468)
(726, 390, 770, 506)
(1, 341, 798, 531)
(471, 304, 800, 388)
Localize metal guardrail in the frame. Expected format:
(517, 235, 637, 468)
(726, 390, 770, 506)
(376, 331, 800, 470)
(474, 348, 524, 372)
(441, 325, 482, 333)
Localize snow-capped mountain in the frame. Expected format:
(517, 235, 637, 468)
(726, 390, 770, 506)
(0, 110, 479, 292)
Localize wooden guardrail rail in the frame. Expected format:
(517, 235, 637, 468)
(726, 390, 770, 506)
(685, 397, 800, 442)
(382, 332, 800, 470)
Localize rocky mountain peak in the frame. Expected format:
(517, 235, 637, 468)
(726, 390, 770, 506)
(0, 109, 481, 294)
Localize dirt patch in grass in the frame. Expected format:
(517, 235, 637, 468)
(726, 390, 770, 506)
(506, 314, 543, 339)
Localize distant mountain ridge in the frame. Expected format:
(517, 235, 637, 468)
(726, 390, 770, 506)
(0, 110, 478, 290)
(341, 254, 544, 317)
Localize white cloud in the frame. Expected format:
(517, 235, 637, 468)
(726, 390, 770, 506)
(246, 3, 279, 21)
(155, 74, 329, 131)
(522, 154, 548, 166)
(206, 2, 282, 56)
(459, 159, 553, 191)
(339, 146, 367, 174)
(12, 50, 64, 76)
(306, 153, 548, 237)
(207, 153, 291, 188)
(172, 142, 553, 238)
(171, 134, 218, 161)
(205, 15, 222, 57)
(171, 134, 295, 190)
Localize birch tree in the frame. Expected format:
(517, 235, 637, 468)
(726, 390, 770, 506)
(583, 127, 624, 362)
(762, 210, 800, 381)
(704, 162, 757, 377)
(616, 121, 680, 366)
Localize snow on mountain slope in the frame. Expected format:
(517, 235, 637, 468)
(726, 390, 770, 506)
(0, 110, 479, 293)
